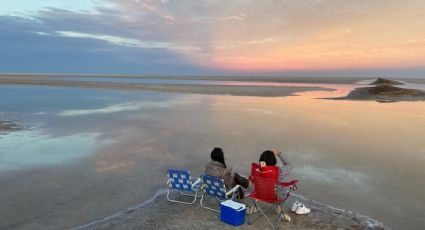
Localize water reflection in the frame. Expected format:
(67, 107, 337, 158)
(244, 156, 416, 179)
(0, 84, 424, 230)
(58, 101, 170, 116)
(0, 130, 103, 170)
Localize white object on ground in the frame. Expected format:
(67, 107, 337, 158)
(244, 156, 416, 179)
(281, 212, 291, 222)
(221, 200, 246, 210)
(295, 204, 311, 215)
(291, 201, 303, 212)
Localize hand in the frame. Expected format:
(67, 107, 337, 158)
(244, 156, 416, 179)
(226, 167, 233, 175)
(272, 149, 281, 156)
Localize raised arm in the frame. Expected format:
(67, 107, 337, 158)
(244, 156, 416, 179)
(274, 150, 293, 178)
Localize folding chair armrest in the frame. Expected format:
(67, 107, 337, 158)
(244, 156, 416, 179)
(166, 178, 171, 185)
(226, 184, 241, 197)
(191, 178, 201, 190)
(279, 179, 299, 187)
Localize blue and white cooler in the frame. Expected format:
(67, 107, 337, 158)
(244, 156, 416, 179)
(220, 200, 246, 226)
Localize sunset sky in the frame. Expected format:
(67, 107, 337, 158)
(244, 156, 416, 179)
(1, 0, 425, 77)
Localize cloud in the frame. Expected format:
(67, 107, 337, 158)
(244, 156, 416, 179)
(0, 15, 213, 74)
(112, 0, 425, 71)
(219, 13, 246, 23)
(57, 98, 201, 116)
(1, 0, 425, 75)
(57, 102, 170, 116)
(55, 31, 199, 51)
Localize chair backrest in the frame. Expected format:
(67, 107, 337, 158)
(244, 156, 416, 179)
(201, 174, 227, 200)
(167, 168, 193, 191)
(249, 163, 280, 203)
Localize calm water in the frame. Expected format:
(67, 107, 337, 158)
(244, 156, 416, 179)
(0, 82, 424, 229)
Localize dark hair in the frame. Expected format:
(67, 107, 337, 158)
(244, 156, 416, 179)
(259, 150, 277, 166)
(211, 147, 226, 168)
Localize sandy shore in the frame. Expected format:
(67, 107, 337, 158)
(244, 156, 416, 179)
(4, 73, 425, 84)
(2, 75, 425, 100)
(0, 75, 335, 97)
(73, 189, 385, 230)
(1, 74, 370, 83)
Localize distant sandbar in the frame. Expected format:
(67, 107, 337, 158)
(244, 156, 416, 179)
(0, 75, 333, 97)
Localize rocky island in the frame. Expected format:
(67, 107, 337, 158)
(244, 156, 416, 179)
(336, 78, 425, 102)
(369, 78, 403, 85)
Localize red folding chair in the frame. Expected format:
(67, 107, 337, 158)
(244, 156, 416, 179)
(247, 163, 298, 229)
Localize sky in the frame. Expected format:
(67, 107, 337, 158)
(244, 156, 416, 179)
(1, 0, 425, 77)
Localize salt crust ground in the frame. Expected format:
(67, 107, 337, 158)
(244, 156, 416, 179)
(76, 189, 386, 230)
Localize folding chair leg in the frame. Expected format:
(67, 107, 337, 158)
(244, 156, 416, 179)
(180, 191, 202, 198)
(276, 204, 285, 228)
(247, 199, 278, 230)
(167, 189, 198, 204)
(247, 199, 261, 224)
(199, 193, 220, 212)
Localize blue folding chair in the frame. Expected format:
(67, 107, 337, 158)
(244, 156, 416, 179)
(166, 168, 201, 204)
(200, 174, 241, 212)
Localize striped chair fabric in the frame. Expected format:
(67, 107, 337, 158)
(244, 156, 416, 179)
(201, 175, 228, 200)
(167, 169, 196, 192)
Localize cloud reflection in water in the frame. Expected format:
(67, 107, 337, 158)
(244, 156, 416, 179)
(0, 130, 104, 170)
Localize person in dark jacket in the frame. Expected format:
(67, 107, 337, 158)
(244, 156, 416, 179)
(204, 147, 249, 198)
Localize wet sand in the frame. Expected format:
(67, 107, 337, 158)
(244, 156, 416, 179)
(75, 190, 385, 230)
(0, 121, 22, 132)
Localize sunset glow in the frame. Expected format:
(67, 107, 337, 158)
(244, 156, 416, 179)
(1, 0, 425, 75)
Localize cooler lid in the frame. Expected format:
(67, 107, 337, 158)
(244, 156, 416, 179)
(221, 200, 246, 210)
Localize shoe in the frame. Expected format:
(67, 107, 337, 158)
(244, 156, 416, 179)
(291, 201, 302, 212)
(281, 212, 291, 222)
(295, 204, 311, 215)
(246, 206, 258, 215)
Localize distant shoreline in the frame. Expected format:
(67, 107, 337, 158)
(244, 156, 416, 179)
(2, 73, 425, 83)
(0, 74, 335, 97)
(0, 73, 373, 84)
(1, 74, 425, 100)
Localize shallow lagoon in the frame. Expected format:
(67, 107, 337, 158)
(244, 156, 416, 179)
(0, 83, 424, 229)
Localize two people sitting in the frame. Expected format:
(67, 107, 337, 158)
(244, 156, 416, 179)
(204, 147, 292, 199)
